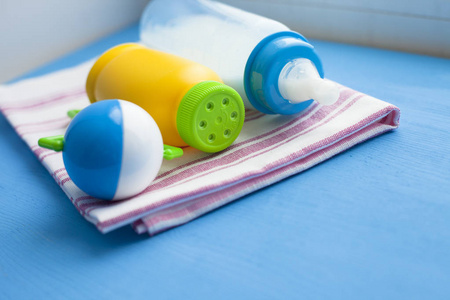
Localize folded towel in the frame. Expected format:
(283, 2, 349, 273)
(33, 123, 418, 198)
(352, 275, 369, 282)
(0, 61, 400, 235)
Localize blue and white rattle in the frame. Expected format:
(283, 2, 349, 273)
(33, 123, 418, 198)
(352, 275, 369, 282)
(38, 99, 183, 200)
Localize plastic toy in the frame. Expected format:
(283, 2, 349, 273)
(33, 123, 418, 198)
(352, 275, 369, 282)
(140, 0, 340, 115)
(38, 99, 183, 201)
(86, 43, 245, 153)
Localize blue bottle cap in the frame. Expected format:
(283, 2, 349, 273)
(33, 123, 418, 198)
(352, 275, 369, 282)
(244, 31, 324, 115)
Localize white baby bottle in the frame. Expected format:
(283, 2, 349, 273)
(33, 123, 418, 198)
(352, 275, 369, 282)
(140, 0, 339, 115)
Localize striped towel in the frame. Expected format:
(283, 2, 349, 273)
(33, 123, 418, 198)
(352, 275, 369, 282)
(0, 61, 400, 235)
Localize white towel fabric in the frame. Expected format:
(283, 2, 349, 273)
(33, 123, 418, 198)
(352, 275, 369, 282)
(0, 61, 400, 235)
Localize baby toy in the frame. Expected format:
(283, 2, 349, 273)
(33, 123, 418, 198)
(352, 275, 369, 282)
(38, 99, 183, 201)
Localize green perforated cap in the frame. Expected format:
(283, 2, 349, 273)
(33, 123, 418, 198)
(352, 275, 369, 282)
(176, 81, 245, 153)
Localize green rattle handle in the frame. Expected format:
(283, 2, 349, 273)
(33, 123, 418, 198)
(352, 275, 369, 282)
(38, 135, 65, 152)
(38, 135, 183, 160)
(163, 145, 183, 160)
(67, 109, 81, 119)
(40, 109, 184, 160)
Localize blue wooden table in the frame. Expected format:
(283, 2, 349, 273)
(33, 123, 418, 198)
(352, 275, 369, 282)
(1, 24, 449, 299)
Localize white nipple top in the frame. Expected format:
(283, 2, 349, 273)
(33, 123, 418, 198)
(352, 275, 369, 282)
(278, 58, 340, 106)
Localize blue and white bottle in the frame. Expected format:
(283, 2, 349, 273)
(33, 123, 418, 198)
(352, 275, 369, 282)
(140, 0, 340, 115)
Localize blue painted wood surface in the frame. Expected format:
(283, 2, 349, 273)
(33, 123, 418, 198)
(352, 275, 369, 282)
(1, 24, 449, 299)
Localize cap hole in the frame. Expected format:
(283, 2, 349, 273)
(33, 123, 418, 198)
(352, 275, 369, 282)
(199, 120, 207, 129)
(224, 129, 231, 137)
(222, 98, 230, 106)
(230, 111, 238, 120)
(208, 134, 216, 143)
(206, 102, 214, 111)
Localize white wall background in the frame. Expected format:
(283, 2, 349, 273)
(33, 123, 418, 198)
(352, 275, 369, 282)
(222, 0, 450, 58)
(0, 0, 150, 83)
(1, 0, 449, 83)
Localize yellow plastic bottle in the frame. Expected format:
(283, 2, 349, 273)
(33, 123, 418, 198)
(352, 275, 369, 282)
(86, 43, 245, 153)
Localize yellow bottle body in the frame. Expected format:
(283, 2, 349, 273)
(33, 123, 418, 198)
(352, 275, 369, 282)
(86, 43, 223, 147)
